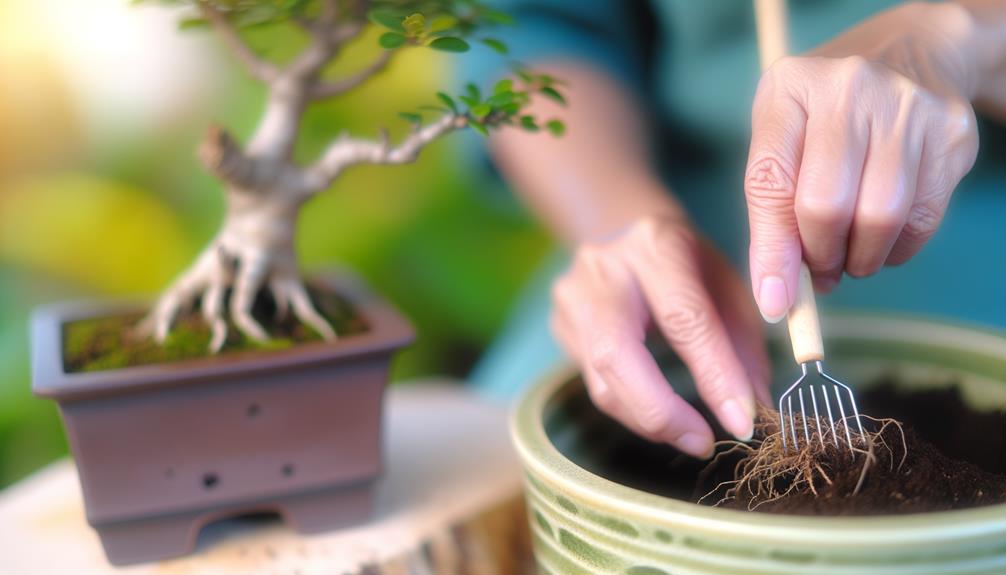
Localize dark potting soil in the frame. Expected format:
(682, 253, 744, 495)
(62, 283, 368, 373)
(714, 382, 1006, 515)
(561, 379, 1006, 516)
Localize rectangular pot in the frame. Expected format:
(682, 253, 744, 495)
(31, 272, 413, 565)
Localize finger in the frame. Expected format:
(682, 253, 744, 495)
(701, 241, 773, 407)
(793, 102, 867, 291)
(846, 99, 921, 277)
(553, 307, 636, 432)
(558, 252, 715, 457)
(745, 62, 807, 322)
(583, 363, 686, 447)
(888, 100, 977, 265)
(628, 222, 756, 441)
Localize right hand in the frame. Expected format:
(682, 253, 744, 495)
(550, 215, 771, 458)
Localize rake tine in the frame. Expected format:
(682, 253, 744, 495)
(819, 367, 866, 447)
(822, 384, 838, 447)
(788, 395, 798, 450)
(810, 385, 824, 449)
(779, 404, 788, 453)
(847, 387, 866, 442)
(833, 384, 855, 451)
(799, 388, 810, 444)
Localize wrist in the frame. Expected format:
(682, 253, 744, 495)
(573, 175, 685, 244)
(900, 2, 984, 100)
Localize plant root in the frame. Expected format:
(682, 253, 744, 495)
(136, 239, 336, 353)
(700, 406, 907, 511)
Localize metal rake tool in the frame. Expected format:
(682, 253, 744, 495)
(778, 264, 866, 453)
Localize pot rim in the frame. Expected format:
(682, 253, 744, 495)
(32, 269, 414, 401)
(511, 313, 1006, 548)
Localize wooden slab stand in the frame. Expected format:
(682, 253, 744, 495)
(0, 382, 534, 574)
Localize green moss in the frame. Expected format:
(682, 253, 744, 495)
(62, 285, 368, 373)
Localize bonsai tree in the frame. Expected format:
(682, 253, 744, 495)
(138, 0, 565, 352)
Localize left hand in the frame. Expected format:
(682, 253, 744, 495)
(745, 2, 981, 322)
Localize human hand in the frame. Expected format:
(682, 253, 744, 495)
(745, 2, 981, 322)
(550, 216, 771, 458)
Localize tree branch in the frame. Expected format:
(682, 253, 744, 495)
(310, 51, 393, 100)
(199, 124, 261, 189)
(198, 1, 279, 83)
(301, 114, 467, 194)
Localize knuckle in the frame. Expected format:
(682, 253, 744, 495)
(753, 58, 792, 104)
(796, 193, 853, 228)
(587, 336, 621, 376)
(630, 215, 663, 243)
(550, 276, 574, 304)
(635, 402, 672, 435)
(858, 204, 904, 235)
(767, 55, 802, 80)
(660, 297, 713, 348)
(586, 384, 617, 414)
(745, 156, 797, 205)
(902, 202, 943, 243)
(632, 216, 698, 260)
(575, 242, 605, 263)
(945, 99, 979, 153)
(841, 54, 873, 81)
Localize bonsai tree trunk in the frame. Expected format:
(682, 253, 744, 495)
(139, 0, 464, 352)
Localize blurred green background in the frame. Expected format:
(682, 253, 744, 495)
(0, 0, 551, 487)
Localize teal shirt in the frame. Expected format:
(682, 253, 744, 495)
(464, 0, 1006, 398)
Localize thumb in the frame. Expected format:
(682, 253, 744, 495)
(745, 77, 806, 323)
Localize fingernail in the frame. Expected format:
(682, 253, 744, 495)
(757, 275, 789, 324)
(678, 432, 714, 459)
(720, 398, 754, 441)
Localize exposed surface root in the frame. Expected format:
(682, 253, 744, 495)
(136, 239, 336, 353)
(701, 406, 907, 511)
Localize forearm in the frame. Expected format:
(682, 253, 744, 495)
(489, 63, 680, 246)
(956, 0, 1006, 120)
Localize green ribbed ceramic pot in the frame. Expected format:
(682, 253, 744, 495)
(512, 315, 1006, 575)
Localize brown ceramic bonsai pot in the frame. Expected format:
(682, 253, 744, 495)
(31, 272, 413, 565)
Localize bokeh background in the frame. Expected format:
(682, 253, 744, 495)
(0, 0, 551, 486)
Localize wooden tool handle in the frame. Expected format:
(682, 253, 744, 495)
(753, 0, 823, 364)
(787, 263, 824, 364)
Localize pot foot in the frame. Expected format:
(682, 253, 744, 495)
(95, 512, 199, 565)
(279, 481, 376, 534)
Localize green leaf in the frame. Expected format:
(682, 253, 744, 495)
(469, 122, 489, 137)
(471, 103, 492, 118)
(398, 112, 423, 123)
(483, 9, 515, 25)
(379, 32, 408, 49)
(501, 102, 521, 115)
(515, 68, 535, 83)
(486, 92, 514, 107)
(480, 38, 508, 54)
(436, 92, 458, 113)
(429, 15, 458, 33)
(540, 86, 566, 105)
(539, 74, 563, 86)
(428, 37, 470, 52)
(403, 13, 426, 37)
(464, 83, 482, 104)
(493, 79, 513, 95)
(545, 119, 566, 136)
(520, 116, 540, 131)
(369, 9, 406, 31)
